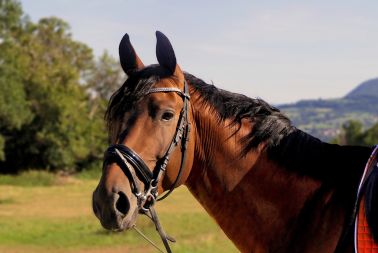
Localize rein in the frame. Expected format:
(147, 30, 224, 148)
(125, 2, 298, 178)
(104, 80, 191, 253)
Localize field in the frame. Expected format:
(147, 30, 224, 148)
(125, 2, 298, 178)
(0, 171, 238, 253)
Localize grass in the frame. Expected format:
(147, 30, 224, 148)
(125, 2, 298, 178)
(0, 171, 238, 253)
(0, 170, 57, 187)
(74, 168, 102, 181)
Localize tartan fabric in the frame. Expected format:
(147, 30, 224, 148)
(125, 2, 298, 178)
(357, 198, 378, 253)
(356, 145, 378, 253)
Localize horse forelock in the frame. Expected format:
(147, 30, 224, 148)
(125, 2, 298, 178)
(105, 64, 184, 142)
(105, 65, 160, 142)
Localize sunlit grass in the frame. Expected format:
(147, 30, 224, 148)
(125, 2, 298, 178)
(0, 172, 238, 253)
(0, 170, 57, 187)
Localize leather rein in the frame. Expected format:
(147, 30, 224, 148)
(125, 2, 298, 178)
(104, 80, 191, 253)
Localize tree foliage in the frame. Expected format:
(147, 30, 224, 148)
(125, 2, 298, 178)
(334, 120, 378, 146)
(0, 0, 121, 172)
(0, 0, 32, 161)
(86, 51, 124, 120)
(361, 123, 378, 146)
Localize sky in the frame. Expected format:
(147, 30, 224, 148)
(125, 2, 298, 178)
(21, 0, 378, 104)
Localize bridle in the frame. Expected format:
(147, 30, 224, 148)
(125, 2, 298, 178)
(103, 79, 191, 253)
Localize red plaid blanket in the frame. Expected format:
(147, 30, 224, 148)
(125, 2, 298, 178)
(355, 146, 378, 253)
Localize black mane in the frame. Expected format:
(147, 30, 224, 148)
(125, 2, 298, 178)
(184, 73, 295, 155)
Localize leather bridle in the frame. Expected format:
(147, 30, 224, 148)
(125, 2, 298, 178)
(103, 80, 191, 253)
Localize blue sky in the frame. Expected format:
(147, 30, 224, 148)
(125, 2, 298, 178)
(22, 0, 378, 104)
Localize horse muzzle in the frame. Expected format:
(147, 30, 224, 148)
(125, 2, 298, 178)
(92, 184, 139, 231)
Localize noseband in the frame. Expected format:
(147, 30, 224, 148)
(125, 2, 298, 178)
(104, 80, 191, 253)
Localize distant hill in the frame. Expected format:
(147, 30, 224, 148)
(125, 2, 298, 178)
(345, 78, 378, 99)
(279, 78, 378, 141)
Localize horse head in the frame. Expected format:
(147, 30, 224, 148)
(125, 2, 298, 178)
(92, 31, 195, 232)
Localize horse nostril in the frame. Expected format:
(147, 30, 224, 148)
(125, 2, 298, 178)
(115, 191, 130, 216)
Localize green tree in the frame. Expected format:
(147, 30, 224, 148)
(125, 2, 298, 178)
(0, 1, 122, 172)
(86, 51, 123, 119)
(83, 51, 123, 164)
(0, 0, 32, 161)
(334, 120, 378, 146)
(14, 17, 97, 170)
(342, 120, 364, 145)
(361, 123, 378, 146)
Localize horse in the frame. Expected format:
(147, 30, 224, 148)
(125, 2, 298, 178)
(92, 31, 378, 253)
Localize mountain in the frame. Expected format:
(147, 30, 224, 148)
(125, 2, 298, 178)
(345, 78, 378, 99)
(279, 78, 378, 141)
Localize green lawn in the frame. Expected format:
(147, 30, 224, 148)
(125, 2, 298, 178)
(0, 172, 238, 253)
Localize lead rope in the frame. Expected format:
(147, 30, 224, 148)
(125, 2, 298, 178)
(131, 208, 175, 253)
(149, 207, 175, 253)
(132, 225, 166, 253)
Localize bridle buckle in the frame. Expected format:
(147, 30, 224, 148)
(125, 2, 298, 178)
(138, 180, 158, 213)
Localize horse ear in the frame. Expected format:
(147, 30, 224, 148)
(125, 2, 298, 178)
(119, 33, 144, 75)
(156, 31, 177, 75)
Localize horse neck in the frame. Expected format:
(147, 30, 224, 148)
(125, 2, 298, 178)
(185, 93, 372, 252)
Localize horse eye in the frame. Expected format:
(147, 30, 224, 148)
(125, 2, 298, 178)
(161, 111, 174, 121)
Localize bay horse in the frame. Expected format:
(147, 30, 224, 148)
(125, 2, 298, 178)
(92, 31, 378, 253)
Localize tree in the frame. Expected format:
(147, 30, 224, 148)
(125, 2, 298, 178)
(83, 51, 124, 165)
(86, 51, 124, 120)
(361, 123, 378, 146)
(341, 120, 364, 145)
(12, 17, 97, 170)
(0, 1, 123, 172)
(0, 0, 32, 161)
(334, 120, 378, 146)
